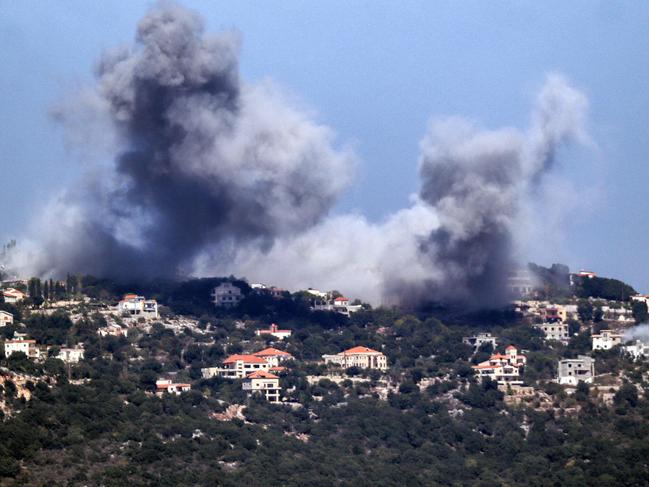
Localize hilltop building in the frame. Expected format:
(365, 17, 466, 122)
(242, 371, 281, 403)
(323, 346, 388, 371)
(472, 346, 527, 385)
(557, 355, 595, 385)
(117, 294, 158, 319)
(212, 282, 243, 308)
(312, 296, 362, 317)
(255, 323, 292, 340)
(592, 330, 624, 351)
(462, 333, 498, 350)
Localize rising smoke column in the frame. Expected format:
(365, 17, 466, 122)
(30, 2, 353, 279)
(414, 74, 589, 307)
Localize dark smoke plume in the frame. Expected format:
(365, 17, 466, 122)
(28, 2, 352, 279)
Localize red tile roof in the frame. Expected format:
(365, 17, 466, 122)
(253, 347, 293, 357)
(342, 346, 381, 355)
(334, 297, 349, 301)
(246, 371, 279, 379)
(223, 354, 268, 364)
(505, 345, 517, 351)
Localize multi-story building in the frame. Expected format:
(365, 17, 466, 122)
(472, 346, 527, 385)
(242, 371, 281, 403)
(592, 330, 624, 351)
(255, 323, 292, 340)
(557, 355, 595, 385)
(534, 322, 570, 343)
(212, 282, 243, 308)
(462, 332, 498, 350)
(323, 346, 388, 371)
(117, 294, 159, 319)
(0, 310, 14, 327)
(202, 354, 271, 379)
(155, 379, 191, 395)
(252, 347, 294, 368)
(4, 338, 41, 359)
(57, 346, 85, 364)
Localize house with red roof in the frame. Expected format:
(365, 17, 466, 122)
(472, 346, 527, 385)
(155, 379, 191, 396)
(242, 370, 281, 403)
(255, 323, 292, 340)
(4, 338, 41, 360)
(0, 310, 14, 327)
(2, 288, 25, 304)
(253, 347, 294, 368)
(323, 346, 388, 371)
(201, 353, 271, 379)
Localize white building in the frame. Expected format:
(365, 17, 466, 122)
(534, 322, 570, 343)
(0, 310, 14, 327)
(623, 340, 649, 360)
(312, 296, 362, 317)
(242, 371, 281, 403)
(117, 294, 159, 319)
(592, 330, 624, 351)
(4, 338, 40, 359)
(557, 355, 595, 385)
(212, 282, 243, 308)
(57, 346, 85, 364)
(472, 346, 527, 385)
(323, 346, 388, 371)
(462, 332, 498, 350)
(255, 323, 292, 340)
(155, 379, 191, 395)
(2, 288, 25, 303)
(202, 354, 271, 379)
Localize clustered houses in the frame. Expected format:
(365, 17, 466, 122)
(212, 282, 243, 307)
(592, 330, 624, 350)
(117, 294, 159, 319)
(515, 301, 579, 323)
(472, 346, 527, 385)
(0, 310, 14, 326)
(155, 379, 191, 396)
(557, 355, 596, 385)
(312, 295, 362, 317)
(4, 338, 41, 360)
(255, 323, 292, 340)
(534, 322, 570, 344)
(462, 332, 498, 350)
(202, 347, 295, 402)
(322, 346, 388, 371)
(251, 284, 285, 298)
(2, 288, 26, 303)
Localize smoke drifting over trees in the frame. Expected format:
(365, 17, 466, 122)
(14, 3, 591, 307)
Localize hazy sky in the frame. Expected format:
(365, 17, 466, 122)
(1, 1, 649, 290)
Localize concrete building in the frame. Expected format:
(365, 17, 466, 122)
(4, 338, 40, 359)
(252, 347, 294, 368)
(155, 379, 191, 395)
(534, 322, 570, 343)
(117, 294, 159, 319)
(323, 346, 388, 371)
(557, 355, 595, 385)
(242, 371, 281, 403)
(592, 330, 624, 351)
(212, 282, 243, 308)
(57, 346, 85, 364)
(623, 340, 649, 360)
(202, 354, 271, 379)
(507, 269, 535, 297)
(472, 346, 527, 385)
(255, 323, 292, 340)
(0, 310, 14, 327)
(462, 332, 498, 350)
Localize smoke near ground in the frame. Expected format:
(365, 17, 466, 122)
(625, 324, 649, 344)
(11, 3, 590, 307)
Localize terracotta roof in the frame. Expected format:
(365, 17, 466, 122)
(253, 347, 293, 357)
(490, 354, 509, 359)
(246, 371, 279, 379)
(5, 339, 35, 344)
(269, 366, 287, 372)
(157, 383, 191, 389)
(473, 364, 499, 369)
(342, 346, 381, 355)
(334, 296, 349, 301)
(505, 345, 517, 351)
(223, 354, 268, 364)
